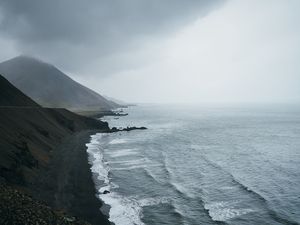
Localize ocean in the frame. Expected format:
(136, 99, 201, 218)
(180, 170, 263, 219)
(86, 104, 300, 225)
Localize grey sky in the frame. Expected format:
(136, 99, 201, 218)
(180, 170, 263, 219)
(0, 0, 299, 104)
(0, 0, 223, 71)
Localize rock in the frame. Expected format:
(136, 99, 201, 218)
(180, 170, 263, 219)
(64, 216, 76, 222)
(102, 190, 110, 194)
(122, 126, 147, 131)
(110, 127, 118, 132)
(109, 126, 147, 132)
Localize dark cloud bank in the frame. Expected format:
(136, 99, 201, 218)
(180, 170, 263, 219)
(0, 0, 223, 75)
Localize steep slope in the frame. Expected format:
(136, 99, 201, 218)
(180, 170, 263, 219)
(0, 75, 110, 224)
(0, 75, 39, 107)
(103, 95, 130, 106)
(0, 56, 119, 111)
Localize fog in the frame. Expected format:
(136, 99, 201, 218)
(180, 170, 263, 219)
(1, 0, 300, 104)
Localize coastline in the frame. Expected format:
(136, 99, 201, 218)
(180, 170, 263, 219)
(0, 75, 114, 224)
(0, 107, 143, 224)
(85, 130, 148, 225)
(30, 130, 112, 225)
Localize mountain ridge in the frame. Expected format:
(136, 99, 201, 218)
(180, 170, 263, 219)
(0, 55, 120, 111)
(0, 75, 40, 107)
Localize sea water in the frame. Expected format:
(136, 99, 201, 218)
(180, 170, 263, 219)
(86, 104, 300, 225)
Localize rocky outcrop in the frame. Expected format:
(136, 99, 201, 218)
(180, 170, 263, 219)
(110, 126, 147, 132)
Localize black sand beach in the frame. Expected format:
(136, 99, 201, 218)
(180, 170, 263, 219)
(0, 109, 112, 224)
(0, 74, 112, 224)
(31, 131, 111, 225)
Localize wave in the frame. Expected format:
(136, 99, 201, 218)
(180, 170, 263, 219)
(107, 148, 138, 157)
(144, 166, 169, 185)
(100, 192, 145, 225)
(99, 192, 172, 225)
(110, 158, 150, 166)
(86, 134, 168, 225)
(204, 201, 255, 222)
(86, 134, 110, 185)
(163, 152, 200, 200)
(139, 197, 170, 207)
(197, 154, 299, 224)
(109, 138, 128, 144)
(110, 156, 161, 171)
(198, 154, 268, 201)
(87, 134, 144, 225)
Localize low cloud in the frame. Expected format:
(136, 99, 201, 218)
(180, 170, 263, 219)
(0, 0, 223, 74)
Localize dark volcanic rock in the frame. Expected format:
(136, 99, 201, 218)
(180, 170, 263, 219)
(110, 126, 147, 132)
(122, 126, 147, 131)
(0, 74, 111, 225)
(0, 184, 90, 225)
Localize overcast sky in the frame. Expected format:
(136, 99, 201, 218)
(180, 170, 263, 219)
(0, 0, 299, 104)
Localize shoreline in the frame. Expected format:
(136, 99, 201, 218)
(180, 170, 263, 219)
(85, 131, 147, 225)
(30, 130, 112, 225)
(76, 109, 128, 119)
(85, 133, 112, 219)
(0, 107, 143, 224)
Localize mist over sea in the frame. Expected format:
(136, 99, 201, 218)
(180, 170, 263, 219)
(86, 104, 300, 225)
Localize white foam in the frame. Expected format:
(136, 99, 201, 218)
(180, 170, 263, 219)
(112, 165, 147, 171)
(86, 134, 145, 225)
(139, 197, 170, 207)
(205, 201, 254, 221)
(110, 158, 149, 166)
(107, 148, 138, 157)
(111, 161, 161, 171)
(86, 134, 110, 184)
(100, 193, 145, 225)
(107, 154, 161, 171)
(99, 194, 171, 225)
(220, 186, 238, 190)
(109, 138, 128, 144)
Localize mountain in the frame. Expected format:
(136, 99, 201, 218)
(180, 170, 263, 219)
(0, 74, 110, 224)
(0, 75, 40, 107)
(103, 95, 132, 106)
(0, 55, 119, 111)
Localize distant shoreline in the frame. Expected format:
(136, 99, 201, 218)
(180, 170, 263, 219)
(76, 109, 129, 119)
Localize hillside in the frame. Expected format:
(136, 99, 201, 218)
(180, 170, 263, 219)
(0, 74, 110, 224)
(0, 75, 40, 107)
(0, 56, 119, 111)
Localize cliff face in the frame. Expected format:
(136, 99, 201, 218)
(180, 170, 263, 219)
(0, 74, 110, 224)
(0, 56, 119, 111)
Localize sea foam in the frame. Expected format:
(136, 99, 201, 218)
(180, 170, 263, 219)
(86, 134, 146, 225)
(107, 148, 138, 157)
(204, 201, 254, 221)
(109, 138, 128, 144)
(86, 134, 110, 185)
